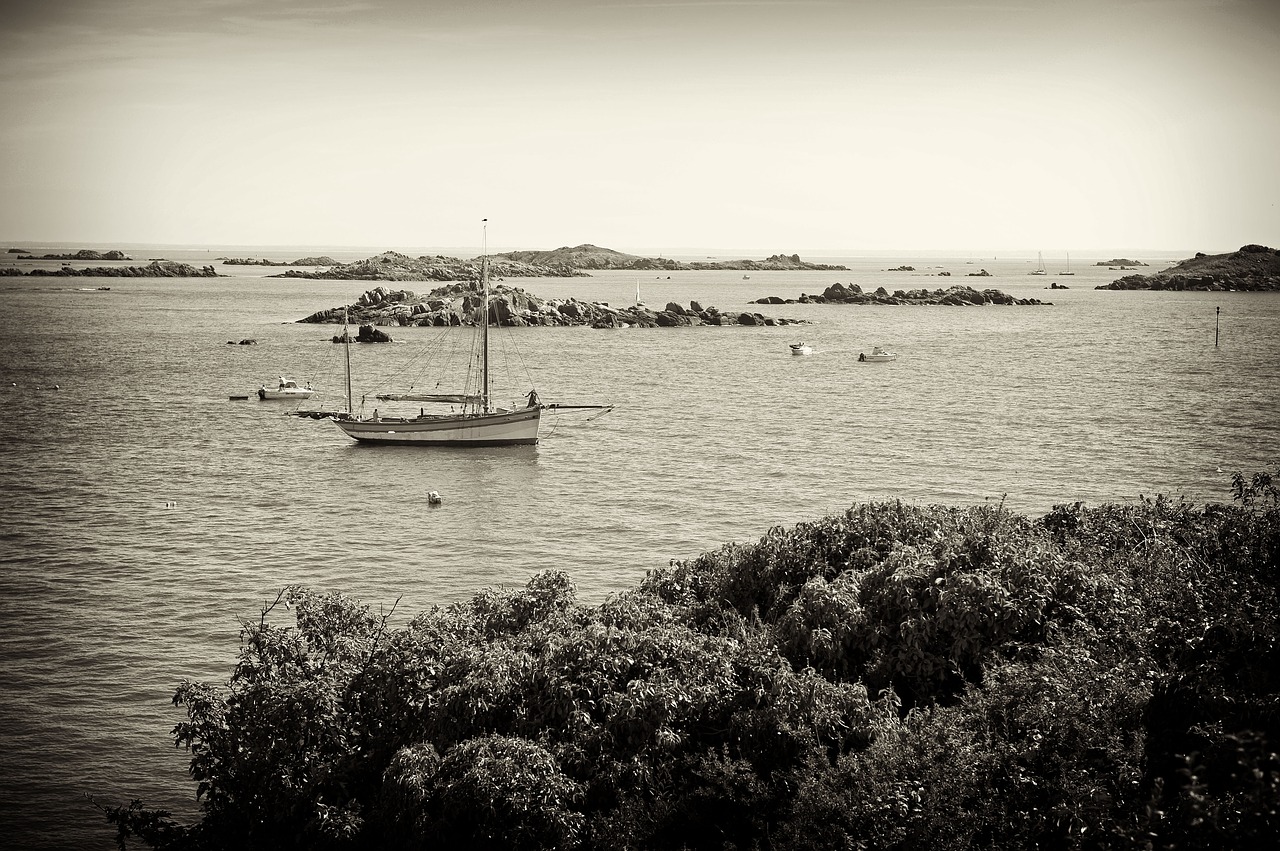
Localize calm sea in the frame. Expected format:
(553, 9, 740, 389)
(1, 245, 1276, 849)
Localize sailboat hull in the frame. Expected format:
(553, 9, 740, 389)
(331, 406, 541, 446)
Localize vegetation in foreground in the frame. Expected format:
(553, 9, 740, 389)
(104, 473, 1279, 850)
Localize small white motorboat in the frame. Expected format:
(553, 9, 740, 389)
(258, 376, 315, 400)
(858, 346, 898, 363)
(789, 342, 813, 356)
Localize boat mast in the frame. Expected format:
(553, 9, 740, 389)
(481, 218, 490, 413)
(343, 308, 353, 415)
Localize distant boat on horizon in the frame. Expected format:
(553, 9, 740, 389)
(1058, 252, 1075, 275)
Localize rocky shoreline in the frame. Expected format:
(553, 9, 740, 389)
(273, 246, 846, 282)
(300, 284, 808, 329)
(0, 260, 220, 277)
(1095, 244, 1280, 291)
(273, 251, 590, 282)
(751, 282, 1049, 306)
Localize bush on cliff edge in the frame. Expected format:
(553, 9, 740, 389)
(103, 474, 1279, 850)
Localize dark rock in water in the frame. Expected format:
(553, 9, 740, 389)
(355, 325, 393, 343)
(966, 269, 992, 277)
(1094, 258, 1148, 266)
(887, 265, 915, 271)
(1049, 282, 1070, 289)
(330, 325, 391, 343)
(1096, 245, 1280, 291)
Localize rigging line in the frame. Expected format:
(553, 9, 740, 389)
(494, 322, 536, 394)
(491, 315, 539, 391)
(369, 326, 439, 394)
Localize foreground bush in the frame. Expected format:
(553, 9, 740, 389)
(105, 478, 1279, 850)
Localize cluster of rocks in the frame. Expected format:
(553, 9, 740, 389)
(0, 260, 220, 277)
(220, 256, 338, 266)
(751, 282, 1048, 307)
(300, 284, 807, 329)
(332, 325, 395, 343)
(1096, 245, 1280, 292)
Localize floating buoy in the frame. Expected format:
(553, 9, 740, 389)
(427, 491, 442, 506)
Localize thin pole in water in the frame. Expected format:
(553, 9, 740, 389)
(1215, 305, 1220, 348)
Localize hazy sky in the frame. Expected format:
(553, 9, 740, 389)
(2, 0, 1277, 253)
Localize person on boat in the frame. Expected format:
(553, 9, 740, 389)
(526, 389, 540, 408)
(859, 352, 866, 362)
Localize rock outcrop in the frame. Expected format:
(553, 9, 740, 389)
(301, 284, 807, 329)
(273, 251, 588, 281)
(1096, 245, 1280, 291)
(751, 283, 1048, 306)
(1094, 258, 1148, 267)
(221, 256, 339, 266)
(19, 249, 131, 261)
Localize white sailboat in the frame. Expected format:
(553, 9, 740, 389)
(330, 225, 562, 446)
(1058, 253, 1075, 275)
(1029, 252, 1047, 275)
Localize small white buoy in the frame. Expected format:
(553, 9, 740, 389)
(427, 491, 442, 505)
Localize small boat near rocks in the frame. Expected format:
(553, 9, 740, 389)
(789, 342, 813, 355)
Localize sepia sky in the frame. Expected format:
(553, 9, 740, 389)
(1, 0, 1277, 253)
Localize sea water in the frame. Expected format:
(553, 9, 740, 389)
(0, 247, 1277, 849)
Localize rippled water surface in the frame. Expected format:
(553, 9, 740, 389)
(1, 247, 1277, 848)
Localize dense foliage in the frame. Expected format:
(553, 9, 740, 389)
(105, 474, 1279, 850)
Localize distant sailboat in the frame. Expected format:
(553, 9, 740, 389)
(1029, 252, 1047, 275)
(1058, 253, 1075, 275)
